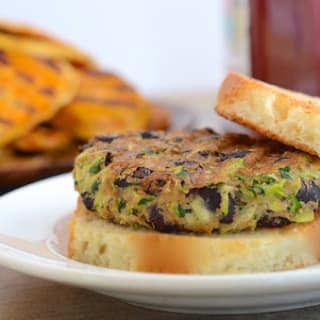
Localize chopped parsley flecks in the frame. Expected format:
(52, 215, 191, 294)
(89, 159, 103, 174)
(91, 180, 101, 193)
(176, 204, 186, 217)
(117, 199, 127, 213)
(247, 185, 265, 197)
(177, 168, 189, 177)
(279, 166, 291, 180)
(288, 195, 301, 213)
(260, 176, 277, 184)
(138, 196, 155, 206)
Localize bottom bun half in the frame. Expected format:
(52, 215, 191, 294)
(68, 199, 320, 274)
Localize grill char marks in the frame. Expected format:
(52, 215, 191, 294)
(0, 50, 9, 64)
(37, 57, 61, 73)
(16, 70, 33, 83)
(0, 118, 13, 126)
(15, 102, 36, 114)
(39, 87, 54, 96)
(75, 96, 137, 108)
(84, 69, 114, 78)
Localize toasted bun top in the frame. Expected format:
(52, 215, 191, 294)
(215, 72, 320, 157)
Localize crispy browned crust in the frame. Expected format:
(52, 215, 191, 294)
(215, 72, 320, 157)
(68, 200, 320, 274)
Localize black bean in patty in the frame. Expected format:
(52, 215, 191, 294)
(105, 152, 113, 166)
(141, 131, 159, 139)
(155, 179, 166, 187)
(198, 150, 209, 157)
(191, 187, 221, 212)
(220, 194, 236, 224)
(81, 192, 95, 211)
(148, 205, 177, 233)
(147, 179, 166, 195)
(132, 167, 153, 179)
(297, 179, 320, 204)
(257, 215, 291, 228)
(114, 178, 131, 188)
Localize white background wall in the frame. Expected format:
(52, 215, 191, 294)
(0, 0, 227, 97)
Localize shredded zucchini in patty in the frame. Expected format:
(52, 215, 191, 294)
(73, 129, 320, 234)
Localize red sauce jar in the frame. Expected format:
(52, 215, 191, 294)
(250, 0, 320, 95)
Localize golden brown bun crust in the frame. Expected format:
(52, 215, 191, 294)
(215, 72, 320, 157)
(68, 199, 320, 274)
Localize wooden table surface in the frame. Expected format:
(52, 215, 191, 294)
(2, 266, 320, 320)
(2, 101, 320, 319)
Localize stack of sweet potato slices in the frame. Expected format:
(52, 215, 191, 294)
(0, 20, 170, 188)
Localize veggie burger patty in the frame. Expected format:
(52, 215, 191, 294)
(73, 129, 320, 234)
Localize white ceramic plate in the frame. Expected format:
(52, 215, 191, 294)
(1, 174, 320, 315)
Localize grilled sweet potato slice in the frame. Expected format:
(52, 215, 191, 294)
(53, 69, 150, 140)
(0, 20, 94, 68)
(13, 125, 73, 153)
(0, 49, 78, 147)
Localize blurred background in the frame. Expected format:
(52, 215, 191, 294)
(0, 0, 228, 97)
(0, 0, 251, 131)
(2, 0, 319, 111)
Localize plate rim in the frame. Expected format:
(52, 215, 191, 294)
(1, 174, 320, 297)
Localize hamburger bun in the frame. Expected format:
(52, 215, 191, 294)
(215, 72, 320, 157)
(68, 199, 320, 274)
